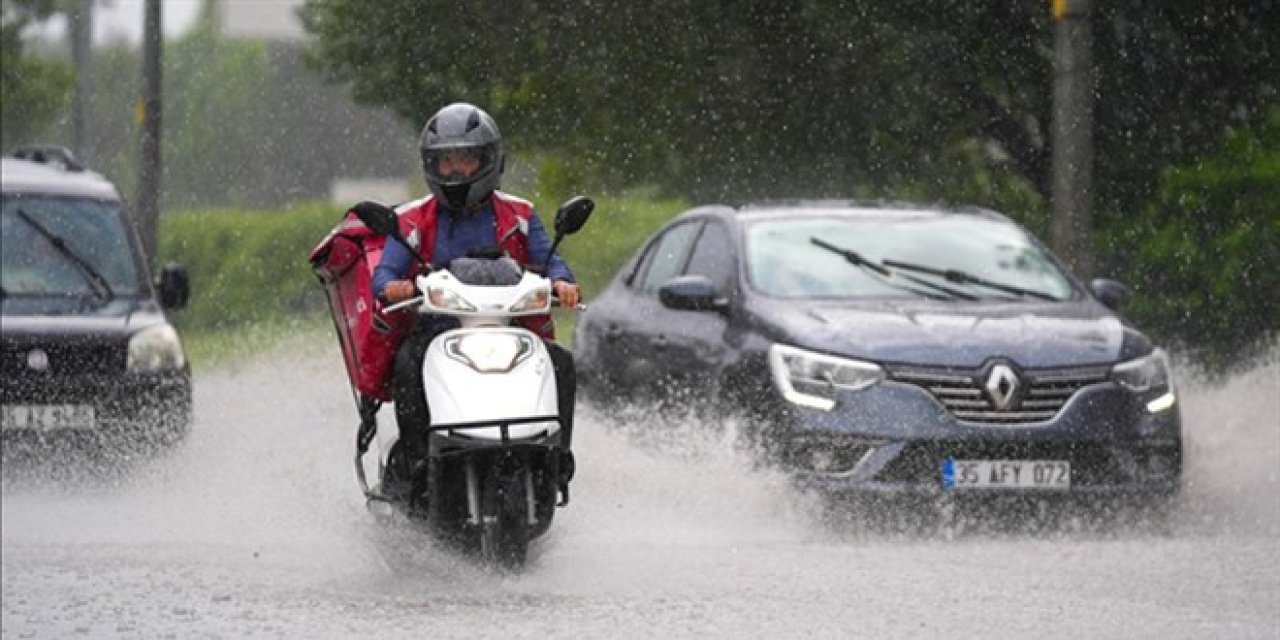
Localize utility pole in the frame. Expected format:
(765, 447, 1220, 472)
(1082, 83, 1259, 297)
(137, 0, 162, 263)
(68, 0, 93, 160)
(1050, 0, 1095, 279)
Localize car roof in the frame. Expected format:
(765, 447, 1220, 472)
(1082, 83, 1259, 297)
(729, 199, 1013, 224)
(1, 157, 122, 201)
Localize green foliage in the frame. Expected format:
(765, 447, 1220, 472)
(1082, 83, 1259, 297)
(879, 144, 1051, 237)
(83, 26, 275, 208)
(156, 201, 343, 332)
(536, 190, 689, 298)
(154, 192, 683, 357)
(75, 13, 414, 211)
(161, 15, 274, 208)
(1106, 110, 1280, 372)
(0, 0, 73, 149)
(301, 0, 1277, 217)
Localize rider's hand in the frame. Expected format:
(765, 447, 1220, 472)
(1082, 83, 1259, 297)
(383, 279, 417, 303)
(553, 280, 580, 308)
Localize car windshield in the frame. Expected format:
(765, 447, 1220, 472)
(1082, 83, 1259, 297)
(1, 195, 144, 298)
(745, 214, 1075, 301)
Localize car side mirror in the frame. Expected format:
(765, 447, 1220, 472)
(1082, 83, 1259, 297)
(659, 275, 727, 313)
(1090, 278, 1131, 311)
(157, 263, 189, 310)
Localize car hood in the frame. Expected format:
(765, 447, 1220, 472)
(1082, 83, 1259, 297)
(1, 299, 169, 340)
(762, 299, 1127, 368)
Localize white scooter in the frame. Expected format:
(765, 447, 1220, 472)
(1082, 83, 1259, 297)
(350, 197, 591, 568)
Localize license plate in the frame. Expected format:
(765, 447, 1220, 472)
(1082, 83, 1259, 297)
(942, 458, 1070, 490)
(1, 404, 96, 431)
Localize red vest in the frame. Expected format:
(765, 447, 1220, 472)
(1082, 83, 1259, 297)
(309, 192, 558, 401)
(395, 192, 556, 340)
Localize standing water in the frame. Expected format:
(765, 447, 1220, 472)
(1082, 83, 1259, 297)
(3, 335, 1277, 638)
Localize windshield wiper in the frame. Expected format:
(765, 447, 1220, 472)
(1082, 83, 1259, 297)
(881, 258, 1059, 301)
(810, 237, 974, 301)
(14, 208, 115, 303)
(811, 237, 890, 276)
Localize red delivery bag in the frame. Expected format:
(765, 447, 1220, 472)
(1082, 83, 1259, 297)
(309, 211, 414, 402)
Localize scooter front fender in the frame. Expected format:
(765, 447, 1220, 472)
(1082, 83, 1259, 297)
(422, 328, 561, 441)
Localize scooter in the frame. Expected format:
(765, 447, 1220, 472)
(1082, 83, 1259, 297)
(349, 197, 592, 568)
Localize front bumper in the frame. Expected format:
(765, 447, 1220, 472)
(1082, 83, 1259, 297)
(1, 370, 192, 449)
(776, 378, 1182, 499)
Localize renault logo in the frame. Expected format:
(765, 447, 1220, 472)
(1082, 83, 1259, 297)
(984, 363, 1021, 411)
(26, 348, 50, 372)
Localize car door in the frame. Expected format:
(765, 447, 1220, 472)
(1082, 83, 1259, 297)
(648, 220, 736, 401)
(601, 220, 704, 396)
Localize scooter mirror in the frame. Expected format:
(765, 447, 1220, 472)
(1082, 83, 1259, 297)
(349, 200, 432, 270)
(350, 201, 400, 238)
(554, 196, 594, 237)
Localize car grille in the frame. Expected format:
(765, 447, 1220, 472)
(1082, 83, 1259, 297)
(887, 364, 1110, 425)
(1, 341, 126, 376)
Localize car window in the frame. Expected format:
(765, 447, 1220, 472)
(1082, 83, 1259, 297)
(745, 215, 1074, 300)
(633, 220, 703, 295)
(683, 221, 735, 293)
(1, 196, 144, 297)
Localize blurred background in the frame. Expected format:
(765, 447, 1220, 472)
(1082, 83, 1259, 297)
(3, 4, 1277, 637)
(2, 0, 1276, 375)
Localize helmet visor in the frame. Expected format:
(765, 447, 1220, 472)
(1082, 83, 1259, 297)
(423, 145, 497, 186)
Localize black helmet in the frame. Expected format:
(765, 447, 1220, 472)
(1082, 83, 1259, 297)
(419, 102, 504, 210)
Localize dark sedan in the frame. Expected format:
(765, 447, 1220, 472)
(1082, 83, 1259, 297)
(575, 201, 1181, 504)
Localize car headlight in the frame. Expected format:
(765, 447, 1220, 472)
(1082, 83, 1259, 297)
(127, 324, 187, 372)
(427, 285, 476, 312)
(768, 344, 884, 411)
(509, 286, 551, 313)
(445, 332, 535, 373)
(1112, 348, 1176, 412)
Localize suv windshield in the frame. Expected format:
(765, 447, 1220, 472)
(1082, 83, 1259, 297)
(745, 214, 1075, 301)
(1, 196, 144, 299)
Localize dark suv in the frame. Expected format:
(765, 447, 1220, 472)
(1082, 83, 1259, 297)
(1, 147, 192, 454)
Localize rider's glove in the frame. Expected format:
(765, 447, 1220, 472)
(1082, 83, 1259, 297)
(383, 279, 417, 303)
(553, 280, 580, 308)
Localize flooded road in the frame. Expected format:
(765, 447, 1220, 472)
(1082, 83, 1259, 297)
(3, 338, 1278, 638)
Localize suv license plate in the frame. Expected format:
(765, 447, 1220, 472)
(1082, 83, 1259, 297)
(942, 459, 1070, 490)
(1, 404, 96, 431)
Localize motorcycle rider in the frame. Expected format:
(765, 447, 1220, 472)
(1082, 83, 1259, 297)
(372, 102, 580, 486)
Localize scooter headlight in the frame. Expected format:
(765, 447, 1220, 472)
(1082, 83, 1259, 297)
(445, 333, 536, 373)
(427, 285, 476, 312)
(1112, 348, 1176, 413)
(509, 286, 551, 313)
(768, 344, 884, 411)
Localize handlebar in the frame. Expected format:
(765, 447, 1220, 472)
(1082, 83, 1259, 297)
(553, 296, 588, 311)
(382, 295, 425, 314)
(380, 294, 585, 315)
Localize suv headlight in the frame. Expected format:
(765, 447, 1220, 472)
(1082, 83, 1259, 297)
(128, 324, 187, 372)
(1112, 348, 1176, 412)
(445, 332, 535, 373)
(768, 344, 884, 411)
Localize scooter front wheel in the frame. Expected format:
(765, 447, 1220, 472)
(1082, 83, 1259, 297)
(479, 465, 530, 569)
